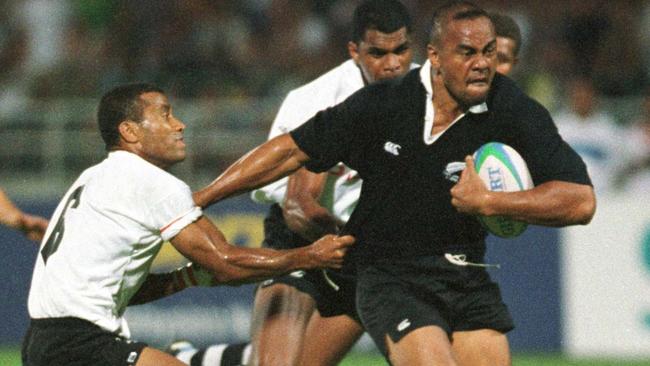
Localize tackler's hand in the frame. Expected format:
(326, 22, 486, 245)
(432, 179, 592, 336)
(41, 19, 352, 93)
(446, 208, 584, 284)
(306, 234, 355, 269)
(20, 214, 49, 242)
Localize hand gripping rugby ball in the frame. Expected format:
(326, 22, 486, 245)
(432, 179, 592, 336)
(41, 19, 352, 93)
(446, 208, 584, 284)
(473, 142, 534, 238)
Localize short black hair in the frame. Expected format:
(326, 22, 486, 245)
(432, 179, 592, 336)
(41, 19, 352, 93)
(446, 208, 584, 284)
(429, 1, 490, 46)
(97, 83, 164, 150)
(490, 13, 522, 57)
(351, 0, 412, 43)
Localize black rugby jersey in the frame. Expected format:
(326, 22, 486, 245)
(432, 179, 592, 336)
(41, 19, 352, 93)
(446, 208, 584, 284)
(291, 68, 591, 264)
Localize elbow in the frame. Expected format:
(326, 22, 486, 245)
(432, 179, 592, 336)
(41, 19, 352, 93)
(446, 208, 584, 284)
(209, 267, 240, 285)
(210, 255, 238, 284)
(574, 189, 597, 225)
(282, 199, 311, 227)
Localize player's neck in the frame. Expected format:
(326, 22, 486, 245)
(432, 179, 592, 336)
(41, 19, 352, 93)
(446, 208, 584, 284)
(431, 76, 464, 120)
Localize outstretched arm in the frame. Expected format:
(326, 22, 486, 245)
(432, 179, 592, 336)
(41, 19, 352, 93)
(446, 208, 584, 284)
(283, 168, 342, 241)
(129, 216, 354, 305)
(193, 134, 310, 208)
(0, 189, 49, 242)
(172, 216, 353, 284)
(450, 156, 596, 226)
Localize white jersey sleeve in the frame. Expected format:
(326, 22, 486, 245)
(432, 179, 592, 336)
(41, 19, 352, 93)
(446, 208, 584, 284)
(250, 60, 365, 212)
(251, 60, 418, 223)
(28, 151, 201, 337)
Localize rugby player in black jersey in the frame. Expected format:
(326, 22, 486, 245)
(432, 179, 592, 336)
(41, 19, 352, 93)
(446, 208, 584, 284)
(195, 2, 595, 365)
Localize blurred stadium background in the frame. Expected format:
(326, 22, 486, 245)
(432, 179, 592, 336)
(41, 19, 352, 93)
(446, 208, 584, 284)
(1, 0, 649, 365)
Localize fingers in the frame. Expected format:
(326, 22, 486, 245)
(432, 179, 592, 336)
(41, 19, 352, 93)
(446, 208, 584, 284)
(335, 235, 355, 247)
(458, 156, 475, 181)
(465, 155, 475, 168)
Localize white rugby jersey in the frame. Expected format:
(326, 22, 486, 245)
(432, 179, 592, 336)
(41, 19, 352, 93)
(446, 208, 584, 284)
(251, 59, 417, 222)
(28, 151, 202, 337)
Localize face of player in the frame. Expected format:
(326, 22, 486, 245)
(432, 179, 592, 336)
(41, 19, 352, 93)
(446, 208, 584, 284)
(348, 26, 413, 84)
(429, 16, 497, 107)
(133, 92, 187, 169)
(495, 36, 518, 75)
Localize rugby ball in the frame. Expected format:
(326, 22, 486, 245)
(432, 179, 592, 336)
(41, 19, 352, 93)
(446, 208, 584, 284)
(473, 142, 534, 238)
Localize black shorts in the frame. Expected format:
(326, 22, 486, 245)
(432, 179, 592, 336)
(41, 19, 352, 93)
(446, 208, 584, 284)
(22, 317, 147, 366)
(259, 204, 358, 320)
(356, 254, 514, 355)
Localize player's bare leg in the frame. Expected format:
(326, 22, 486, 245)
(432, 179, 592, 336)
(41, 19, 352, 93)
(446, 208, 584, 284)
(298, 313, 364, 366)
(451, 329, 511, 366)
(136, 347, 187, 366)
(385, 325, 457, 366)
(249, 283, 315, 366)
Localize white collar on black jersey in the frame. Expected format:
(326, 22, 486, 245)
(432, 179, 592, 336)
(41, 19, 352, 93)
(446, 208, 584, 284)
(419, 60, 488, 145)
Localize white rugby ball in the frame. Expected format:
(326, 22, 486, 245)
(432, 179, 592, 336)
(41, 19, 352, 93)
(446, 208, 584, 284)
(473, 142, 534, 238)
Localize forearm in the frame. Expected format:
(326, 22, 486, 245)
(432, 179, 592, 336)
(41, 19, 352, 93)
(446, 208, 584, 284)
(211, 246, 315, 285)
(129, 262, 217, 305)
(283, 200, 340, 241)
(482, 181, 596, 226)
(194, 134, 308, 208)
(173, 217, 315, 285)
(283, 169, 339, 241)
(0, 190, 23, 229)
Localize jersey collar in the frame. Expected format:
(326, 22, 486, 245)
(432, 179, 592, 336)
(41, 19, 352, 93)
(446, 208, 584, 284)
(419, 60, 488, 145)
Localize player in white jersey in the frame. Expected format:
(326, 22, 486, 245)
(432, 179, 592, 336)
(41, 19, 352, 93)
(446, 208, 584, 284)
(22, 83, 354, 366)
(490, 12, 522, 77)
(174, 1, 416, 365)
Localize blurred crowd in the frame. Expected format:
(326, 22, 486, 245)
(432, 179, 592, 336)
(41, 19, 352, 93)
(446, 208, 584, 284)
(0, 0, 649, 192)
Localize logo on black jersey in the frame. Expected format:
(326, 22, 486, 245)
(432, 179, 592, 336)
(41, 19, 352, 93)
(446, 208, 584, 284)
(384, 141, 401, 156)
(397, 318, 411, 332)
(443, 161, 467, 183)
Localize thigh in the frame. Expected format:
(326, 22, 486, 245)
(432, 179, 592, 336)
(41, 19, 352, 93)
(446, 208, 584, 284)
(356, 265, 452, 357)
(386, 325, 457, 366)
(298, 313, 364, 366)
(451, 276, 514, 334)
(135, 347, 186, 366)
(451, 329, 511, 366)
(250, 283, 316, 366)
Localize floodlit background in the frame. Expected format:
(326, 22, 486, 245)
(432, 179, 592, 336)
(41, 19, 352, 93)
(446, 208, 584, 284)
(1, 0, 649, 365)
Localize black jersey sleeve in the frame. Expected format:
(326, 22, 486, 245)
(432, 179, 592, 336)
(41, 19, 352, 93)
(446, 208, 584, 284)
(289, 86, 377, 173)
(508, 94, 592, 186)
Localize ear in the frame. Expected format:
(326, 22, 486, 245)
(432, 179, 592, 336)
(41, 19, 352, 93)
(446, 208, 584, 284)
(118, 120, 140, 144)
(347, 41, 360, 63)
(427, 44, 440, 68)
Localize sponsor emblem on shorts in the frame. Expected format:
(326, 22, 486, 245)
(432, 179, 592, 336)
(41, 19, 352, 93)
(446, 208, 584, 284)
(397, 318, 411, 332)
(384, 141, 401, 156)
(290, 270, 306, 278)
(127, 351, 138, 363)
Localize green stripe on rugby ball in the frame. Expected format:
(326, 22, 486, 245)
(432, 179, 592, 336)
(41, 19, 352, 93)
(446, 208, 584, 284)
(473, 142, 532, 238)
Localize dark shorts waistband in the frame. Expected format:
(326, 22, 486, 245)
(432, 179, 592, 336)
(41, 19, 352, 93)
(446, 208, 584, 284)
(30, 317, 102, 330)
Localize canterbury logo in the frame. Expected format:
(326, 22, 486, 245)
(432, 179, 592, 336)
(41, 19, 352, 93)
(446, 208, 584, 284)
(290, 270, 306, 278)
(397, 318, 411, 332)
(384, 141, 401, 156)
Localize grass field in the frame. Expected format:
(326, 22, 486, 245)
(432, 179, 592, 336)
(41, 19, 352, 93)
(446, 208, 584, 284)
(3, 346, 650, 366)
